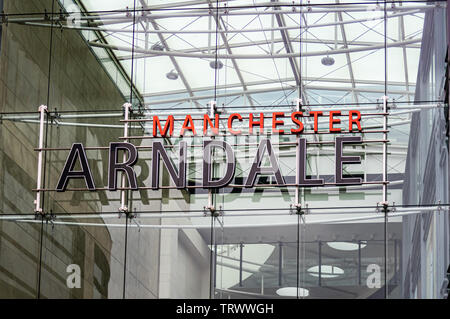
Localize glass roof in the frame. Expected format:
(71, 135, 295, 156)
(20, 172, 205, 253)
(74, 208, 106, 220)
(57, 0, 439, 109)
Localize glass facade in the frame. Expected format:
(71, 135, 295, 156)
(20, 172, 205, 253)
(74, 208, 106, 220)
(0, 0, 449, 299)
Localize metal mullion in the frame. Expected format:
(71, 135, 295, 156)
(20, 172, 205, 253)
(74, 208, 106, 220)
(142, 84, 414, 105)
(271, 0, 305, 101)
(139, 0, 202, 110)
(336, 0, 359, 104)
(141, 76, 416, 98)
(217, 16, 254, 107)
(114, 38, 421, 61)
(398, 5, 410, 103)
(205, 0, 253, 106)
(72, 0, 143, 105)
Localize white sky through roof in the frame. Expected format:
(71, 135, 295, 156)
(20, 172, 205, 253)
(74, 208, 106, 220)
(57, 0, 443, 108)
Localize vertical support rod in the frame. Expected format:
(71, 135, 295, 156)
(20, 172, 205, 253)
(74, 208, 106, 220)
(358, 240, 362, 286)
(318, 240, 322, 287)
(260, 274, 264, 295)
(382, 96, 389, 202)
(214, 243, 218, 290)
(278, 242, 283, 287)
(394, 239, 397, 284)
(35, 105, 48, 214)
(120, 103, 132, 212)
(209, 221, 216, 299)
(294, 98, 302, 207)
(208, 100, 217, 300)
(382, 95, 389, 299)
(239, 242, 243, 287)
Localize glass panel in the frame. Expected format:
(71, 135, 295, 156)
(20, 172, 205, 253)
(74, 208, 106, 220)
(1, 0, 449, 301)
(0, 217, 41, 298)
(124, 217, 160, 299)
(39, 215, 127, 299)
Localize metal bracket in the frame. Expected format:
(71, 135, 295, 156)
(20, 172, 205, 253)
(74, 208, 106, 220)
(118, 205, 128, 218)
(123, 102, 133, 113)
(293, 98, 303, 112)
(208, 100, 217, 116)
(382, 95, 390, 111)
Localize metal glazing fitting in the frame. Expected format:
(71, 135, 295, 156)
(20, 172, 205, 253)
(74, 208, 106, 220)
(204, 205, 221, 217)
(125, 7, 132, 18)
(437, 200, 442, 213)
(59, 9, 65, 22)
(291, 2, 297, 12)
(390, 99, 397, 110)
(45, 211, 57, 229)
(391, 202, 396, 213)
(50, 109, 61, 126)
(34, 210, 56, 223)
(125, 208, 138, 220)
(376, 201, 389, 213)
(307, 1, 312, 12)
(376, 100, 383, 111)
(0, 11, 8, 25)
(290, 203, 307, 215)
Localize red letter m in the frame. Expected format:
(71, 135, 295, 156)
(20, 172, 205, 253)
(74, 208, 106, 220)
(153, 115, 174, 137)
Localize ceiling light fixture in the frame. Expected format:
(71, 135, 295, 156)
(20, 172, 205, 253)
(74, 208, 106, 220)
(209, 60, 224, 70)
(327, 241, 367, 251)
(321, 55, 335, 66)
(307, 265, 344, 278)
(166, 69, 179, 80)
(276, 287, 309, 297)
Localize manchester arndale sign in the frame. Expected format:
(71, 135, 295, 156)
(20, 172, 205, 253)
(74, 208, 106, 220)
(56, 110, 365, 191)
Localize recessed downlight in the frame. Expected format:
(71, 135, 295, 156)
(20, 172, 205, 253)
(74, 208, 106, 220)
(276, 287, 309, 297)
(327, 241, 367, 251)
(307, 265, 344, 278)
